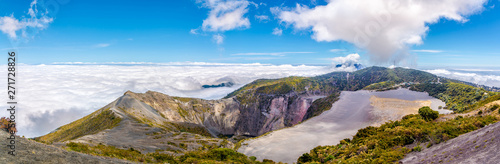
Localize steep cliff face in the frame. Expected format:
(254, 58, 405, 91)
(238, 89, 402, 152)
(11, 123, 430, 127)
(124, 90, 324, 137)
(232, 92, 326, 136)
(124, 90, 241, 136)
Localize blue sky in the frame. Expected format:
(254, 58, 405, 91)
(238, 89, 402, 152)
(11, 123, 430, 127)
(1, 0, 499, 66)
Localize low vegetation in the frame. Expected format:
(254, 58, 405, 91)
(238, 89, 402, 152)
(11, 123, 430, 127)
(164, 122, 213, 137)
(303, 92, 340, 120)
(36, 108, 121, 143)
(363, 81, 396, 90)
(66, 142, 277, 163)
(418, 106, 439, 121)
(0, 117, 16, 133)
(411, 82, 496, 112)
(297, 106, 499, 163)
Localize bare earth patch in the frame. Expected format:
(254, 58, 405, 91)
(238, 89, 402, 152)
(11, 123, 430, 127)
(369, 96, 431, 126)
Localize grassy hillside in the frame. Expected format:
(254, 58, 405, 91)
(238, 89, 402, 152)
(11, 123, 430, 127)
(410, 82, 498, 112)
(36, 108, 121, 144)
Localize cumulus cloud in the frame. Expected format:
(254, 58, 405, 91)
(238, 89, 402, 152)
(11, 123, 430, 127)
(0, 64, 334, 137)
(0, 0, 53, 39)
(328, 53, 364, 72)
(200, 0, 251, 32)
(213, 34, 224, 44)
(330, 53, 360, 64)
(275, 0, 487, 63)
(272, 28, 283, 36)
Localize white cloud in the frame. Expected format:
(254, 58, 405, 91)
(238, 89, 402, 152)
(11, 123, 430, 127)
(232, 51, 314, 56)
(412, 49, 443, 53)
(425, 68, 500, 87)
(0, 0, 53, 39)
(213, 34, 224, 44)
(190, 29, 199, 34)
(200, 0, 251, 32)
(95, 43, 110, 48)
(276, 0, 487, 63)
(0, 63, 336, 138)
(255, 15, 270, 22)
(0, 16, 22, 38)
(329, 49, 346, 52)
(330, 53, 360, 64)
(272, 28, 283, 36)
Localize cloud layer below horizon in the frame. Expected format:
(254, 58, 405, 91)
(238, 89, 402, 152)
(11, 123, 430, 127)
(1, 63, 338, 138)
(0, 63, 498, 138)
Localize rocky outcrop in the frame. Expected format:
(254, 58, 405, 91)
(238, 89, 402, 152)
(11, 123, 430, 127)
(124, 90, 324, 137)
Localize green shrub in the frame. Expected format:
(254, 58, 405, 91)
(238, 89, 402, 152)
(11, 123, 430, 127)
(250, 156, 257, 161)
(490, 104, 499, 111)
(478, 110, 483, 115)
(419, 106, 439, 121)
(0, 117, 16, 133)
(412, 145, 422, 152)
(325, 155, 335, 161)
(149, 152, 177, 163)
(297, 153, 313, 163)
(66, 143, 263, 163)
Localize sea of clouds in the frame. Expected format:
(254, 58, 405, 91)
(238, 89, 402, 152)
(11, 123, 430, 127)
(0, 62, 341, 138)
(423, 67, 500, 88)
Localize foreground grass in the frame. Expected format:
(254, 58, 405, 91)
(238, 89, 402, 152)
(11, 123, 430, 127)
(66, 142, 279, 163)
(37, 108, 121, 144)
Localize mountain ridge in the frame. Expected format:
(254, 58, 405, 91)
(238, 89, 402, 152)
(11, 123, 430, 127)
(36, 67, 441, 145)
(34, 66, 498, 163)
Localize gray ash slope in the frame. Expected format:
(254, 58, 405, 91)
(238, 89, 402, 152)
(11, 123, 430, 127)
(401, 120, 500, 164)
(0, 130, 132, 164)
